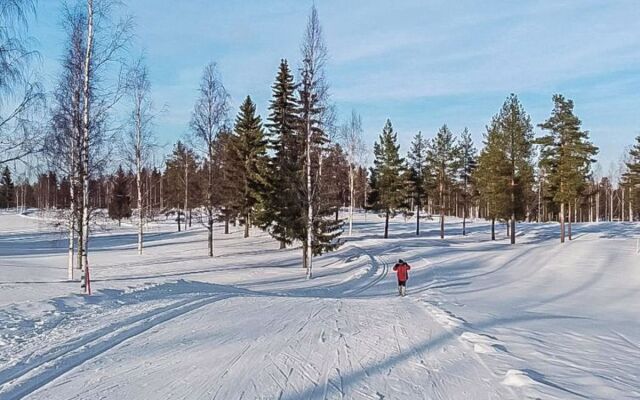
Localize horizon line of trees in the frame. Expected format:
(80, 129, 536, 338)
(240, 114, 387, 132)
(2, 1, 640, 290)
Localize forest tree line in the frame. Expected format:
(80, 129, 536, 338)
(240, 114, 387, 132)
(1, 1, 640, 288)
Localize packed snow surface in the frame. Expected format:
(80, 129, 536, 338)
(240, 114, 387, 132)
(0, 210, 639, 399)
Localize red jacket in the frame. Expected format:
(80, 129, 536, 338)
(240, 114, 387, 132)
(393, 262, 411, 281)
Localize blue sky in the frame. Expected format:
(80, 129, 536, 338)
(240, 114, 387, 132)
(28, 0, 640, 169)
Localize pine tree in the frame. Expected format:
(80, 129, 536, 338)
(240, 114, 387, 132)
(458, 128, 477, 236)
(623, 136, 640, 220)
(260, 59, 301, 249)
(229, 96, 269, 238)
(497, 94, 535, 244)
(474, 120, 511, 240)
(108, 166, 131, 226)
(538, 94, 598, 242)
(426, 124, 460, 239)
(0, 166, 15, 208)
(369, 119, 409, 238)
(407, 131, 429, 236)
(164, 141, 199, 231)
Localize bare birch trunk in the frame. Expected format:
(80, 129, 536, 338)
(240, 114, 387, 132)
(184, 161, 188, 231)
(560, 202, 565, 243)
(81, 0, 94, 290)
(348, 163, 354, 236)
(68, 212, 75, 280)
(305, 115, 313, 279)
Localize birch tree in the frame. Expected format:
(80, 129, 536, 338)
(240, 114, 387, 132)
(339, 110, 366, 236)
(298, 5, 330, 278)
(0, 0, 44, 165)
(77, 0, 130, 291)
(124, 58, 155, 254)
(190, 62, 230, 257)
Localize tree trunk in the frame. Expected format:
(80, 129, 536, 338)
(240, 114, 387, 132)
(491, 217, 495, 240)
(629, 188, 633, 222)
(68, 212, 74, 281)
(462, 199, 466, 236)
(439, 181, 444, 239)
(348, 163, 354, 236)
(596, 191, 600, 222)
(621, 188, 625, 221)
(384, 210, 389, 239)
(510, 176, 516, 245)
(416, 201, 420, 236)
(560, 202, 565, 243)
(184, 162, 188, 231)
(244, 212, 250, 238)
(80, 0, 94, 292)
(208, 210, 213, 257)
(568, 202, 572, 241)
(137, 158, 143, 255)
(177, 211, 181, 232)
(305, 112, 313, 280)
(224, 215, 229, 234)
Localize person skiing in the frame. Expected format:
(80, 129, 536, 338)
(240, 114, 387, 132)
(393, 259, 411, 296)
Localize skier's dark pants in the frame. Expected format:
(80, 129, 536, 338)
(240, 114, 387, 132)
(398, 280, 406, 287)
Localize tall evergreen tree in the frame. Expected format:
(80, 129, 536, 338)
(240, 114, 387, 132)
(229, 96, 269, 238)
(426, 124, 460, 239)
(108, 166, 131, 226)
(0, 166, 15, 208)
(211, 129, 239, 234)
(538, 94, 598, 242)
(497, 94, 535, 244)
(623, 135, 640, 220)
(458, 128, 477, 236)
(407, 131, 429, 236)
(369, 119, 409, 238)
(474, 120, 511, 240)
(260, 59, 302, 249)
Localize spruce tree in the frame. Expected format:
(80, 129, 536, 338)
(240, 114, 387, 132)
(0, 166, 14, 208)
(369, 119, 409, 238)
(211, 129, 240, 234)
(260, 59, 301, 249)
(407, 131, 429, 236)
(497, 94, 535, 244)
(230, 95, 269, 238)
(426, 124, 460, 239)
(538, 94, 598, 242)
(623, 136, 640, 220)
(108, 166, 132, 226)
(458, 128, 477, 236)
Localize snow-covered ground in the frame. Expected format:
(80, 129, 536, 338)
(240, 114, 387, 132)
(0, 211, 638, 399)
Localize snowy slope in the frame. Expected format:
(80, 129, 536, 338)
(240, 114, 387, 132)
(0, 212, 638, 399)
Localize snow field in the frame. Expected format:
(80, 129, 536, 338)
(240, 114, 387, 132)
(0, 211, 639, 399)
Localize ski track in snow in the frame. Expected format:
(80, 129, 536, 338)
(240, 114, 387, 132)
(0, 211, 639, 399)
